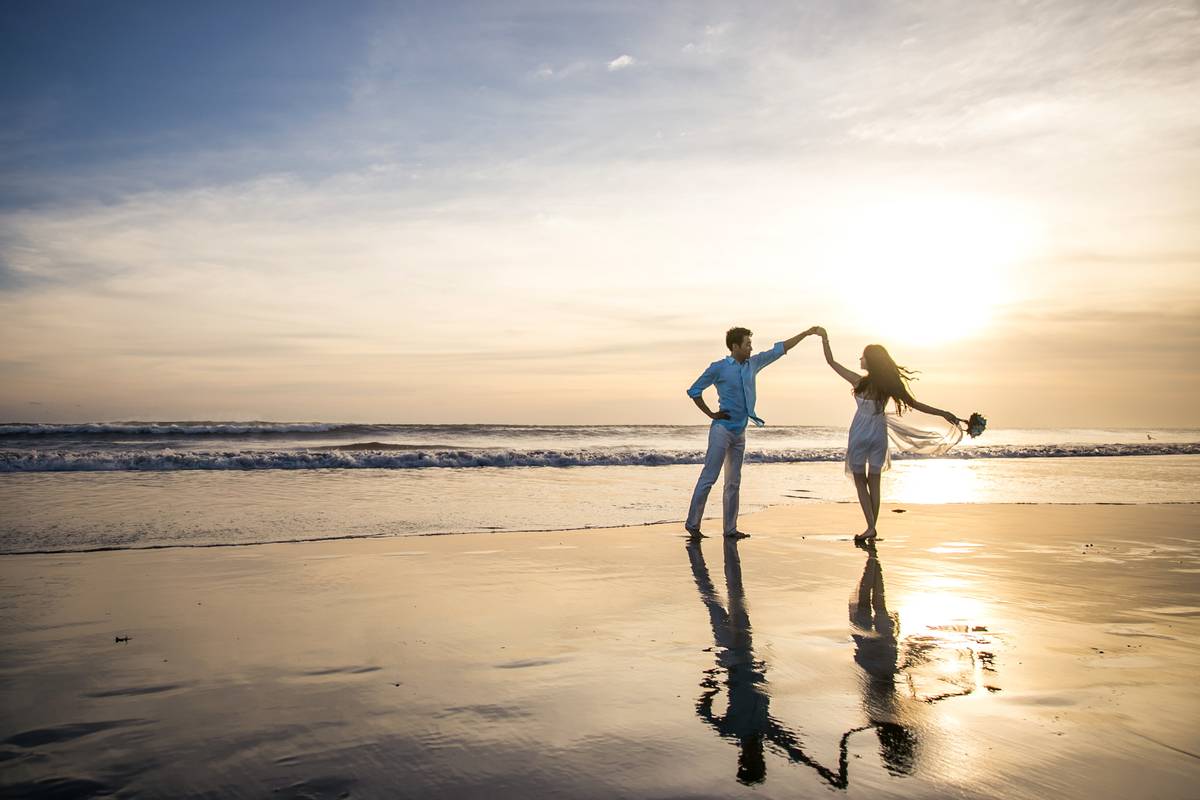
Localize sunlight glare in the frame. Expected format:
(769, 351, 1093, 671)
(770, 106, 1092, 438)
(895, 591, 987, 639)
(889, 460, 983, 504)
(831, 193, 1037, 344)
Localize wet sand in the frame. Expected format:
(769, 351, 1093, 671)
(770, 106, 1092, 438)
(1, 503, 1198, 798)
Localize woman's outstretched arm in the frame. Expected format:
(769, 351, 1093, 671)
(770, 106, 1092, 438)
(816, 328, 862, 386)
(908, 398, 961, 425)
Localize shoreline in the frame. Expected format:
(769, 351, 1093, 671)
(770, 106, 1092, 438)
(6, 457, 1200, 554)
(1, 499, 1198, 558)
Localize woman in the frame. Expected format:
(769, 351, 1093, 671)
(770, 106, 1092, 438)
(815, 327, 963, 542)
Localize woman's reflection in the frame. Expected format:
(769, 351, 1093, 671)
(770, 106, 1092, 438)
(688, 537, 859, 787)
(849, 540, 998, 775)
(849, 540, 918, 775)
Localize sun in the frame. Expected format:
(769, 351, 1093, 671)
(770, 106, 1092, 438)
(829, 192, 1038, 345)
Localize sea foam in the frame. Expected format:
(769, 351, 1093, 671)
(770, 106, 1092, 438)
(2, 443, 1198, 472)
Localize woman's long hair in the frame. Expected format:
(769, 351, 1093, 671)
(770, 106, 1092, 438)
(854, 344, 917, 414)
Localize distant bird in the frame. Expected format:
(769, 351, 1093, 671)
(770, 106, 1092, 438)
(115, 635, 131, 643)
(1147, 434, 1154, 440)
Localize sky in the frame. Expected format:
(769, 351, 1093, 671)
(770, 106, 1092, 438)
(1, 0, 1198, 426)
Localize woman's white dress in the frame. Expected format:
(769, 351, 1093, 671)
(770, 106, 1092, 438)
(845, 393, 962, 477)
(846, 394, 889, 476)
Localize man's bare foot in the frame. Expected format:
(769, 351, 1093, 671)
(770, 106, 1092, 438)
(724, 530, 750, 539)
(685, 526, 706, 538)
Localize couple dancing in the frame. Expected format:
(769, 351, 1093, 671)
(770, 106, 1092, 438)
(685, 326, 969, 543)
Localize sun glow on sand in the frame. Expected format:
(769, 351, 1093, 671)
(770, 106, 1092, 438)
(896, 588, 988, 643)
(831, 193, 1039, 345)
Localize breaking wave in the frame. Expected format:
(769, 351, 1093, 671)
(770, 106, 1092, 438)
(0, 422, 350, 436)
(2, 442, 1198, 472)
(0, 422, 706, 439)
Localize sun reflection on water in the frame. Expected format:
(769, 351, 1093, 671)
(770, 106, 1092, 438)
(888, 460, 983, 504)
(894, 589, 994, 698)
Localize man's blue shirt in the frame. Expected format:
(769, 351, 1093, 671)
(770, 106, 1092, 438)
(686, 341, 787, 431)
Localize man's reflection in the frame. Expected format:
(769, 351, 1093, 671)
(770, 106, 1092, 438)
(688, 537, 856, 787)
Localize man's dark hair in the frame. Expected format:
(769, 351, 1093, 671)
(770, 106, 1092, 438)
(726, 327, 752, 350)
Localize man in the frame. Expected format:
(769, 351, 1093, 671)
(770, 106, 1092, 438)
(685, 326, 817, 538)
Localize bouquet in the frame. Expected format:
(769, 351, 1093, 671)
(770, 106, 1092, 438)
(962, 412, 987, 438)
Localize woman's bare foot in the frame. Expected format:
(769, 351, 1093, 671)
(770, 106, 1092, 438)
(854, 529, 877, 543)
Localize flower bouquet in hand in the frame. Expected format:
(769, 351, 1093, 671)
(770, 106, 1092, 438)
(961, 412, 987, 438)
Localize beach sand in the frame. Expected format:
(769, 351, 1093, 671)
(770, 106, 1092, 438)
(2, 503, 1198, 798)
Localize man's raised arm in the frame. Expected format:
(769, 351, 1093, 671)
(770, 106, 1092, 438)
(750, 327, 820, 371)
(782, 327, 820, 353)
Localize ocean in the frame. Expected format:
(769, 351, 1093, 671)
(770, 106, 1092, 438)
(2, 422, 1197, 554)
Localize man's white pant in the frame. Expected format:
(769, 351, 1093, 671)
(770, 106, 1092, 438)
(686, 424, 746, 535)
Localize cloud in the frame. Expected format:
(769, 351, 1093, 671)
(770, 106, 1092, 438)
(0, 254, 28, 290)
(531, 60, 588, 80)
(9, 1, 1196, 212)
(606, 54, 635, 71)
(683, 21, 730, 54)
(805, 1, 1200, 150)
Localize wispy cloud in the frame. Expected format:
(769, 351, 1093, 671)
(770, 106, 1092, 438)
(531, 61, 588, 80)
(606, 54, 636, 71)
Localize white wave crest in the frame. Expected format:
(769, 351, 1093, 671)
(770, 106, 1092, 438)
(0, 422, 348, 436)
(1, 442, 1197, 472)
(0, 448, 818, 472)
